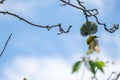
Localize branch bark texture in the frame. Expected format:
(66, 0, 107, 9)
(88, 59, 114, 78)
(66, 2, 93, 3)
(60, 0, 119, 33)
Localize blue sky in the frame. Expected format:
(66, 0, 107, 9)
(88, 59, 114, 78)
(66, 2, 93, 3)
(0, 0, 120, 80)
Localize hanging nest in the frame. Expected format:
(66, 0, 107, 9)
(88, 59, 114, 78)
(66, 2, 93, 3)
(80, 21, 98, 36)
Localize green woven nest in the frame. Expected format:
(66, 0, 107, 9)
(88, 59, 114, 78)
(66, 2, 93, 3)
(80, 21, 98, 36)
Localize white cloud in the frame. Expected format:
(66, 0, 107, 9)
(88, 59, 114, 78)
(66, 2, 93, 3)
(2, 56, 76, 80)
(1, 54, 120, 80)
(0, 1, 119, 80)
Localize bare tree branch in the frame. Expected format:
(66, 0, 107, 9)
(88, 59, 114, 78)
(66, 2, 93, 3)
(107, 72, 120, 80)
(60, 0, 119, 33)
(107, 72, 116, 80)
(0, 33, 12, 58)
(115, 72, 120, 80)
(0, 11, 72, 35)
(0, 0, 5, 4)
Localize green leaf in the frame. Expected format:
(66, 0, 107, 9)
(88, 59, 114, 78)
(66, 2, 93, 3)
(89, 60, 96, 75)
(86, 59, 105, 75)
(95, 61, 105, 73)
(72, 61, 82, 73)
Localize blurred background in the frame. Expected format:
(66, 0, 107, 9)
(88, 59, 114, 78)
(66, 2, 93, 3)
(0, 0, 120, 80)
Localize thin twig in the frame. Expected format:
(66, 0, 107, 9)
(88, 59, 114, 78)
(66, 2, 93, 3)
(60, 0, 119, 33)
(91, 76, 98, 80)
(115, 72, 120, 80)
(0, 11, 72, 35)
(76, 0, 88, 22)
(107, 72, 120, 80)
(0, 33, 12, 57)
(107, 72, 116, 80)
